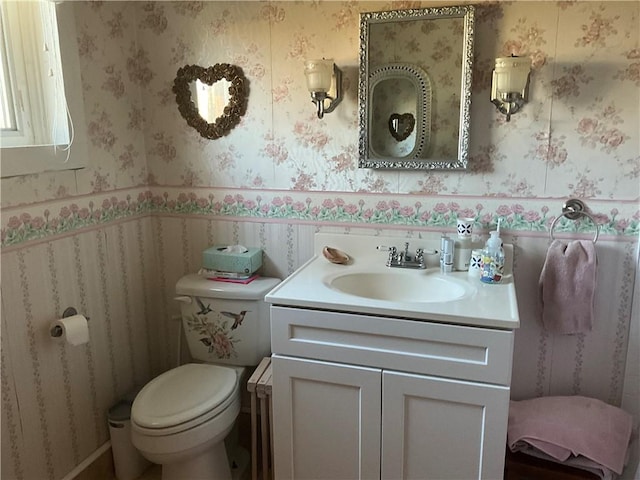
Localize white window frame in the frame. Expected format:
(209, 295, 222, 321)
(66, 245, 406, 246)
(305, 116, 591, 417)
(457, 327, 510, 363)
(1, 1, 88, 178)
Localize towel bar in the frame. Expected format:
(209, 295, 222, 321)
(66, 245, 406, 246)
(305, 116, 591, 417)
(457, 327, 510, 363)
(549, 199, 599, 243)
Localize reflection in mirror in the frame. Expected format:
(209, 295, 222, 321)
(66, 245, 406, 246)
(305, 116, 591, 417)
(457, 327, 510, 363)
(191, 80, 232, 123)
(359, 5, 475, 170)
(369, 63, 431, 159)
(389, 113, 415, 142)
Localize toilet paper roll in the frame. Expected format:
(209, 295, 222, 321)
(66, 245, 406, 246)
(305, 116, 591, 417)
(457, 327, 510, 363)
(50, 314, 89, 346)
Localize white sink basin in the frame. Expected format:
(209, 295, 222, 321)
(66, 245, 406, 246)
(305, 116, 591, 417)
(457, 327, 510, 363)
(327, 271, 473, 303)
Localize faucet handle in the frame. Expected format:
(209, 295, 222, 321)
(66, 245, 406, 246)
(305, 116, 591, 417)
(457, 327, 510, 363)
(386, 246, 398, 266)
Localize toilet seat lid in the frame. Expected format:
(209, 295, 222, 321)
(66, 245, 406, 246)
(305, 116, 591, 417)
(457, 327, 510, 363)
(132, 363, 237, 429)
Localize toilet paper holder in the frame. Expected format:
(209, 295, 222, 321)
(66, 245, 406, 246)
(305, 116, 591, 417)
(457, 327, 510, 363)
(50, 307, 90, 338)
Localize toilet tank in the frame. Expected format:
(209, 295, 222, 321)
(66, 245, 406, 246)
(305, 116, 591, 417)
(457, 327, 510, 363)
(176, 274, 280, 366)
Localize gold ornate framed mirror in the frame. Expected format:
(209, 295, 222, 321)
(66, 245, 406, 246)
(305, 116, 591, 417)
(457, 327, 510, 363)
(173, 63, 248, 140)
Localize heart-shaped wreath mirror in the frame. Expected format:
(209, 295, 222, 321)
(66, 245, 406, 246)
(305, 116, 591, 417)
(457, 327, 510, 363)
(173, 64, 248, 140)
(388, 113, 415, 142)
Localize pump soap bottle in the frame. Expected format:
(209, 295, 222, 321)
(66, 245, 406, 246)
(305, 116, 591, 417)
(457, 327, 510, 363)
(480, 226, 505, 284)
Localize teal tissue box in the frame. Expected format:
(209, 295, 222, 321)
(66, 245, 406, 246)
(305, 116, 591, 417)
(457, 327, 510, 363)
(202, 246, 263, 275)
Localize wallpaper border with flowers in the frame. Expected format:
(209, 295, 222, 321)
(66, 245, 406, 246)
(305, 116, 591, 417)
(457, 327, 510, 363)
(1, 187, 638, 249)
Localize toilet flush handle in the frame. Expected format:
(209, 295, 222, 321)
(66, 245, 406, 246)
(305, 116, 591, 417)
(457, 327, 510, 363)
(174, 296, 192, 304)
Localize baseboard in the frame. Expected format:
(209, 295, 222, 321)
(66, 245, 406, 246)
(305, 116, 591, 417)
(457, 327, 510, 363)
(60, 411, 254, 480)
(62, 442, 114, 480)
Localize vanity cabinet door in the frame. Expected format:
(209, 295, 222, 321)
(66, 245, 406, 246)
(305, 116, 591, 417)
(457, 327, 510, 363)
(381, 371, 510, 480)
(271, 354, 382, 480)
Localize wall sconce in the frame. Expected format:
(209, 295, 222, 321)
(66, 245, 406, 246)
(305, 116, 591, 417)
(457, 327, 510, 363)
(490, 56, 531, 121)
(304, 59, 342, 119)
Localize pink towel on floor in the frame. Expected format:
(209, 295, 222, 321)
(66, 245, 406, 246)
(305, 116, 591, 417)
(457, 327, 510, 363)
(539, 239, 596, 334)
(511, 442, 617, 480)
(508, 396, 633, 475)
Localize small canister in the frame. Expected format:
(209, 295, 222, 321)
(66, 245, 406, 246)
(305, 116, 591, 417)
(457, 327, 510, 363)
(454, 236, 472, 271)
(468, 249, 483, 278)
(441, 237, 454, 273)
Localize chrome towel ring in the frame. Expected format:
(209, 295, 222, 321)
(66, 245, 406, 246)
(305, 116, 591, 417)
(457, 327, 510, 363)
(549, 199, 599, 243)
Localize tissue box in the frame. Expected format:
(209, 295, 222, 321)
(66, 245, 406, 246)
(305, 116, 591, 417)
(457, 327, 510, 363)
(202, 246, 263, 275)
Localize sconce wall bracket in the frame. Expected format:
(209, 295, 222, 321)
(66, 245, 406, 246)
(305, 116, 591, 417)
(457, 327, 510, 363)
(309, 64, 342, 119)
(490, 89, 527, 122)
(490, 56, 531, 122)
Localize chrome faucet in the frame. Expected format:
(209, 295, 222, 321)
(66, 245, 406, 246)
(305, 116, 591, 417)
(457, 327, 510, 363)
(382, 242, 432, 269)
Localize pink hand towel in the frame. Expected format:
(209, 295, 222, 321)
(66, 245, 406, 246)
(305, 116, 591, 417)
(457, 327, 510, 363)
(510, 440, 618, 479)
(508, 396, 633, 475)
(539, 239, 596, 334)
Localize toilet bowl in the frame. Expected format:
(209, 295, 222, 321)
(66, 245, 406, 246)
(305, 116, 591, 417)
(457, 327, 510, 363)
(131, 364, 243, 480)
(131, 274, 280, 480)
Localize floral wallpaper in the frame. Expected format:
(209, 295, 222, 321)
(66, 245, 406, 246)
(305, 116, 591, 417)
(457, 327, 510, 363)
(124, 1, 640, 197)
(1, 1, 639, 239)
(1, 1, 638, 206)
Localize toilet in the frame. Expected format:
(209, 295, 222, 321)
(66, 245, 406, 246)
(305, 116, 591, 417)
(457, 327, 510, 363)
(131, 274, 280, 480)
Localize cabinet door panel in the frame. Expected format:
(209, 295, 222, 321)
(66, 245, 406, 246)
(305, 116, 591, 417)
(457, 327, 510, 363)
(272, 355, 382, 480)
(382, 371, 510, 480)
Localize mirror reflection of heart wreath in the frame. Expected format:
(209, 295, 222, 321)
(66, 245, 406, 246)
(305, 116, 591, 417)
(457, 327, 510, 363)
(173, 64, 248, 140)
(388, 113, 415, 142)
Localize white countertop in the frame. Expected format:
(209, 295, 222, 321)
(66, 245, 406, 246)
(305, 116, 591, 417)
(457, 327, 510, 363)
(265, 232, 521, 330)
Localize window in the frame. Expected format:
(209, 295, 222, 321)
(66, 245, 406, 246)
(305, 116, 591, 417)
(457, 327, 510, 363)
(0, 1, 87, 178)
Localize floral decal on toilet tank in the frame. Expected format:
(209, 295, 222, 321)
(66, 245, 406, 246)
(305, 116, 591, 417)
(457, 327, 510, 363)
(185, 310, 238, 359)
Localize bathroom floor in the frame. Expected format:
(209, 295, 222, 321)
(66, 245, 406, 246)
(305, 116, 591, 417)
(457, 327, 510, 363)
(79, 383, 263, 480)
(136, 464, 161, 480)
(128, 449, 251, 480)
(133, 454, 251, 480)
(127, 410, 255, 480)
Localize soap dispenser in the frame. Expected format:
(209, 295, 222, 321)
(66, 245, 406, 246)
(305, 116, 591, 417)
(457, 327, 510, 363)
(480, 229, 505, 284)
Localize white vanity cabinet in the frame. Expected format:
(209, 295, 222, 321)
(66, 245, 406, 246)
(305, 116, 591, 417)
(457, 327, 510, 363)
(270, 305, 514, 480)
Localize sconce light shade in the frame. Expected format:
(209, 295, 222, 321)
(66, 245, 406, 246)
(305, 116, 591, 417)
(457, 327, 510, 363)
(304, 59, 342, 119)
(491, 56, 531, 121)
(304, 59, 333, 92)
